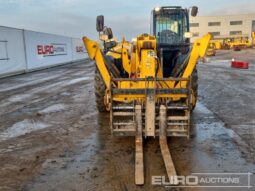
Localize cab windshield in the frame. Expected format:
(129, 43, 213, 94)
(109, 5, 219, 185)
(155, 11, 187, 44)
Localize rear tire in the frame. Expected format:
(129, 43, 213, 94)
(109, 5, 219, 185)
(94, 67, 107, 112)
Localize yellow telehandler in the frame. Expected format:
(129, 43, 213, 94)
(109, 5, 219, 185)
(83, 6, 211, 185)
(206, 42, 216, 56)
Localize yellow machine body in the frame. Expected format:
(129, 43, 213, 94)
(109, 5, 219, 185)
(209, 40, 222, 49)
(226, 37, 252, 48)
(206, 42, 216, 56)
(83, 7, 211, 186)
(83, 33, 211, 104)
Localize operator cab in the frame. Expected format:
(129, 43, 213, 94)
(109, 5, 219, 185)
(151, 6, 198, 77)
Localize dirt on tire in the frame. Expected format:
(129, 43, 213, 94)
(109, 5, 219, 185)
(94, 66, 107, 112)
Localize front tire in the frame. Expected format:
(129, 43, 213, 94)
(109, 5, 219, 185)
(94, 67, 107, 112)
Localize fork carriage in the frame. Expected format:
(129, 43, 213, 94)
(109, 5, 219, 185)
(110, 77, 192, 138)
(108, 77, 192, 185)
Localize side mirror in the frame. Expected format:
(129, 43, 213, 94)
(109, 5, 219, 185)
(191, 6, 198, 17)
(184, 32, 193, 39)
(104, 27, 113, 39)
(96, 15, 104, 32)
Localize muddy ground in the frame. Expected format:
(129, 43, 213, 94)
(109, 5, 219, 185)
(0, 50, 254, 191)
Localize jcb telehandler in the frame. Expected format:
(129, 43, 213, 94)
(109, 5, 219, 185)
(83, 6, 211, 185)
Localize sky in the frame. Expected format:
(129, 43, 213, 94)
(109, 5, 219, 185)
(0, 0, 255, 40)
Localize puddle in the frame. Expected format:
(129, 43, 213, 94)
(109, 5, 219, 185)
(195, 102, 214, 115)
(8, 94, 32, 102)
(0, 73, 67, 92)
(81, 111, 98, 119)
(194, 102, 252, 151)
(0, 119, 49, 142)
(66, 77, 91, 85)
(39, 104, 66, 114)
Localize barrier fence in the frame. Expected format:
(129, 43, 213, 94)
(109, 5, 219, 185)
(0, 26, 88, 78)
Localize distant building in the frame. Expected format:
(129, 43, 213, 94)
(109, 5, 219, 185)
(190, 13, 255, 42)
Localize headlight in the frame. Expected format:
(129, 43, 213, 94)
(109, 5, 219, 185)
(155, 7, 161, 12)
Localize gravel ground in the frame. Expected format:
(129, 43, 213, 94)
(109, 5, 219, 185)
(198, 49, 255, 161)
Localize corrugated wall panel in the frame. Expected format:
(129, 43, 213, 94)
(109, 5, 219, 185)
(0, 27, 88, 78)
(0, 27, 26, 77)
(24, 31, 73, 71)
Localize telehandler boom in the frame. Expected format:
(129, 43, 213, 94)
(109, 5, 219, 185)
(83, 6, 211, 185)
